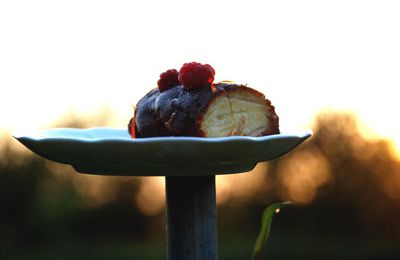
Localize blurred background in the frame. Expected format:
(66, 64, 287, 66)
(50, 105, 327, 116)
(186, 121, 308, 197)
(1, 0, 400, 259)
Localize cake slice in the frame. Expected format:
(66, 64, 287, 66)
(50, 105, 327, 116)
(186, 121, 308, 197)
(199, 83, 279, 137)
(129, 63, 279, 138)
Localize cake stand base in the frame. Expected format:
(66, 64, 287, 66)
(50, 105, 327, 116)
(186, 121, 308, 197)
(166, 176, 217, 260)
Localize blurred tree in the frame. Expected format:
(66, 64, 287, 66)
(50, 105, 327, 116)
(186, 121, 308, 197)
(269, 112, 400, 239)
(0, 109, 150, 258)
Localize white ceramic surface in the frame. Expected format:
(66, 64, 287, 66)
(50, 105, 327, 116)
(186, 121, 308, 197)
(15, 128, 312, 176)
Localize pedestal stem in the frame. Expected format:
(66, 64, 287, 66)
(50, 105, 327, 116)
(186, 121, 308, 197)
(165, 176, 217, 260)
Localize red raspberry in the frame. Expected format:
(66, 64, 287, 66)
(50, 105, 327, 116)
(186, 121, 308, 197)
(178, 62, 215, 90)
(157, 69, 180, 92)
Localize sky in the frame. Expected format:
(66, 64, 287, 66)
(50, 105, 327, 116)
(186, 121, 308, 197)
(1, 1, 400, 152)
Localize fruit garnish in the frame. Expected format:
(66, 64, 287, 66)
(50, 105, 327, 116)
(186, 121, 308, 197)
(178, 62, 215, 90)
(157, 69, 180, 92)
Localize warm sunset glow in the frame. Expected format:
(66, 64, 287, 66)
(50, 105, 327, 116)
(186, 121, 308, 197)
(1, 0, 400, 154)
(216, 163, 271, 205)
(277, 147, 332, 204)
(1, 1, 400, 210)
(135, 177, 165, 216)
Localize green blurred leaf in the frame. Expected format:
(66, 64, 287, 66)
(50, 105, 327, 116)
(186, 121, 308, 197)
(251, 201, 292, 260)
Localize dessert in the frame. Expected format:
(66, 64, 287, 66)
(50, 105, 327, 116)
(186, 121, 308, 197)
(129, 62, 279, 138)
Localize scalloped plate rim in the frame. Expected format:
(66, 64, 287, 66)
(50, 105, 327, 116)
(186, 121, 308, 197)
(14, 127, 312, 176)
(14, 127, 312, 142)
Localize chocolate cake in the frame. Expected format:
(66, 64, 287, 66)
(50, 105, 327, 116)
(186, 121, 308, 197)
(129, 62, 279, 138)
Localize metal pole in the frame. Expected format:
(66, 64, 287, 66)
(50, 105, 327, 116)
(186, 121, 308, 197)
(165, 176, 217, 260)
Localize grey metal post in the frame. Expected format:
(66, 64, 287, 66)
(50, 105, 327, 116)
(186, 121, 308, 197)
(166, 176, 217, 260)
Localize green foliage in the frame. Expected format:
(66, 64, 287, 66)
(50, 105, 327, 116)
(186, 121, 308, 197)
(251, 202, 291, 260)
